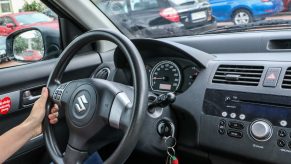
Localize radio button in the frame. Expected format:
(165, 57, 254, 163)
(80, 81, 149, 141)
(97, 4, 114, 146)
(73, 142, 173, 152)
(228, 122, 244, 130)
(280, 120, 287, 127)
(227, 130, 243, 138)
(239, 114, 246, 120)
(250, 120, 272, 141)
(230, 113, 236, 119)
(277, 139, 286, 147)
(221, 111, 227, 117)
(278, 129, 287, 138)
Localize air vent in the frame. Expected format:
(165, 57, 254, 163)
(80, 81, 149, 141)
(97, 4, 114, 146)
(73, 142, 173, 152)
(213, 65, 264, 86)
(282, 68, 291, 89)
(94, 67, 110, 80)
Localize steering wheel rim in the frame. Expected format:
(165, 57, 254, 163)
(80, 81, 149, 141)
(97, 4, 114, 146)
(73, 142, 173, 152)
(44, 29, 148, 164)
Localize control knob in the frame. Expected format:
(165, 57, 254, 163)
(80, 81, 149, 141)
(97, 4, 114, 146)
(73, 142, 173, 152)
(250, 120, 272, 141)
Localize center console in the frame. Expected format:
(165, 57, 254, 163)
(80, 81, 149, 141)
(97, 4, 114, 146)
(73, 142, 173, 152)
(199, 89, 291, 163)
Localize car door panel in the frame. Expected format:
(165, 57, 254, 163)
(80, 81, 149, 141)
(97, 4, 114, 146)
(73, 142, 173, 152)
(0, 17, 5, 36)
(209, 0, 232, 21)
(0, 51, 101, 162)
(0, 91, 20, 115)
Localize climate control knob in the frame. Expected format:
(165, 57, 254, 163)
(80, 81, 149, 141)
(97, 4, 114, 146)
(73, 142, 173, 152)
(250, 120, 272, 141)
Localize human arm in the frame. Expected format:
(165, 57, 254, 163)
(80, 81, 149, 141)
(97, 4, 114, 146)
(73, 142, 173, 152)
(0, 88, 59, 163)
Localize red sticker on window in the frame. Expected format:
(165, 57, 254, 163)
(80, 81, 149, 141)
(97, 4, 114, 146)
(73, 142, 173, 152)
(0, 97, 11, 115)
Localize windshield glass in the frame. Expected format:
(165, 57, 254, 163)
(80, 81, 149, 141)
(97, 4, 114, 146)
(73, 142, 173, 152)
(93, 0, 289, 38)
(15, 13, 52, 25)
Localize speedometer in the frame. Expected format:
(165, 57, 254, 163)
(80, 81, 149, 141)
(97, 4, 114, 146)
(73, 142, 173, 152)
(150, 61, 181, 92)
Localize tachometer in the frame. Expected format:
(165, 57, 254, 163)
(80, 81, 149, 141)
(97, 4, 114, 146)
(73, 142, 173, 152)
(150, 61, 181, 92)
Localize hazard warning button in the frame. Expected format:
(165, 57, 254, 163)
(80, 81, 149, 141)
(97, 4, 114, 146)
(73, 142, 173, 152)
(263, 68, 281, 87)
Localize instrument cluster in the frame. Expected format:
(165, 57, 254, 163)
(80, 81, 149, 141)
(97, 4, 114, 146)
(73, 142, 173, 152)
(145, 58, 199, 94)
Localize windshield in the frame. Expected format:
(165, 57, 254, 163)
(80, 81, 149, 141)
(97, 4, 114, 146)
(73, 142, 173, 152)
(96, 1, 289, 38)
(15, 13, 52, 25)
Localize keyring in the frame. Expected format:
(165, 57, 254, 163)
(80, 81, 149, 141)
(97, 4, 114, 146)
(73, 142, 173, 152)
(167, 147, 175, 157)
(164, 136, 176, 148)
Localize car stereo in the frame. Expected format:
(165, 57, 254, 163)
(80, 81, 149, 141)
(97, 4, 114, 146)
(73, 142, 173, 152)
(200, 89, 291, 163)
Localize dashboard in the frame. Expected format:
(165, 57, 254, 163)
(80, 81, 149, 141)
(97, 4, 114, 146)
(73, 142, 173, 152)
(90, 31, 291, 164)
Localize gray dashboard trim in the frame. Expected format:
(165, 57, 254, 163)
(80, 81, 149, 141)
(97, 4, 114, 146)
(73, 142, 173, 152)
(214, 52, 291, 62)
(133, 38, 215, 68)
(160, 40, 215, 68)
(162, 30, 291, 54)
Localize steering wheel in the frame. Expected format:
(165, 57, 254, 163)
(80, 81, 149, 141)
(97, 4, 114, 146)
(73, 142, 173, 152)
(44, 30, 148, 164)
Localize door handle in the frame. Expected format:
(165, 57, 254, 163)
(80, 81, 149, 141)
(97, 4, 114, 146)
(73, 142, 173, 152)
(22, 90, 41, 106)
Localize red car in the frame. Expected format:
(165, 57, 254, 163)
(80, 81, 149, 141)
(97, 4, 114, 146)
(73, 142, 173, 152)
(0, 12, 58, 36)
(16, 50, 43, 61)
(283, 0, 291, 11)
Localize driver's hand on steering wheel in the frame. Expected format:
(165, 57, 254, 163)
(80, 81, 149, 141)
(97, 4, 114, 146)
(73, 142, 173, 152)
(23, 87, 59, 138)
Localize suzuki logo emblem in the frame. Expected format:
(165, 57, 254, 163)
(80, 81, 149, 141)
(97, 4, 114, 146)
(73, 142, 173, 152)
(75, 95, 88, 112)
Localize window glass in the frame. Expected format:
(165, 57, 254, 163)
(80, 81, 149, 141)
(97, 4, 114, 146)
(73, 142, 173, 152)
(92, 0, 290, 38)
(5, 16, 14, 25)
(98, 0, 128, 15)
(130, 0, 159, 11)
(0, 17, 4, 26)
(0, 0, 11, 13)
(0, 1, 60, 69)
(15, 13, 52, 25)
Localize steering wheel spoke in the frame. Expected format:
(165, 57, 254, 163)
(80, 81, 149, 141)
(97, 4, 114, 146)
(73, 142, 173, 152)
(64, 144, 88, 164)
(105, 83, 134, 131)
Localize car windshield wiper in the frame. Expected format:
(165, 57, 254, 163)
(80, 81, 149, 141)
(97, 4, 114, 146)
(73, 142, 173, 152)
(200, 19, 291, 34)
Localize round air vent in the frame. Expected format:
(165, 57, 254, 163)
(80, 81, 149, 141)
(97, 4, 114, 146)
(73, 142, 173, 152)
(94, 67, 110, 80)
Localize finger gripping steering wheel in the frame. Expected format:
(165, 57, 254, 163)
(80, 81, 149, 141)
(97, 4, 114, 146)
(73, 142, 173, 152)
(44, 29, 148, 164)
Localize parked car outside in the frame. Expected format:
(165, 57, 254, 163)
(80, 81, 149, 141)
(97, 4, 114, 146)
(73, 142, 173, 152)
(15, 50, 43, 61)
(209, 0, 284, 25)
(0, 36, 7, 63)
(97, 0, 216, 38)
(282, 0, 291, 11)
(0, 12, 59, 36)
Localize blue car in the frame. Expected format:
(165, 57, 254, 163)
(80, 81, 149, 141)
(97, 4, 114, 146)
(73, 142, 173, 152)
(209, 0, 284, 25)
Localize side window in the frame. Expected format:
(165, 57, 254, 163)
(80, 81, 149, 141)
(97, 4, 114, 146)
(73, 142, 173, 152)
(0, 1, 60, 69)
(0, 17, 4, 26)
(4, 17, 15, 25)
(130, 0, 159, 11)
